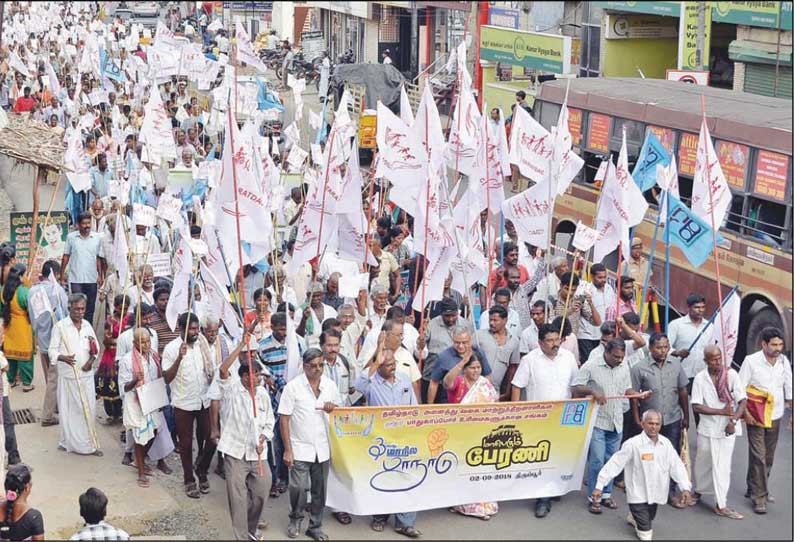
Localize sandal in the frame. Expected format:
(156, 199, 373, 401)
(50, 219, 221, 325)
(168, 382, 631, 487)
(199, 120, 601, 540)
(715, 507, 743, 520)
(135, 464, 154, 476)
(198, 476, 210, 494)
(137, 475, 150, 488)
(753, 503, 767, 515)
(305, 529, 329, 541)
(157, 460, 173, 475)
(371, 519, 386, 532)
(601, 497, 618, 510)
(185, 483, 200, 499)
(269, 486, 280, 498)
(276, 482, 288, 494)
(286, 520, 301, 539)
(588, 501, 603, 515)
(333, 511, 352, 525)
(670, 497, 686, 509)
(395, 526, 422, 538)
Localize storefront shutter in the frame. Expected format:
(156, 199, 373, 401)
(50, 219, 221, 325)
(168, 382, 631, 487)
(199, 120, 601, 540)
(744, 63, 792, 99)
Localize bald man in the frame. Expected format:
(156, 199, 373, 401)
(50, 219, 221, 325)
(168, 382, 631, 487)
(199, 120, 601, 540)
(691, 345, 746, 519)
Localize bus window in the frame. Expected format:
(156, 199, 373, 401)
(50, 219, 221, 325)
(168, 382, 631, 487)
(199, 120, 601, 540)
(725, 194, 744, 235)
(537, 102, 560, 131)
(613, 118, 644, 147)
(745, 198, 787, 248)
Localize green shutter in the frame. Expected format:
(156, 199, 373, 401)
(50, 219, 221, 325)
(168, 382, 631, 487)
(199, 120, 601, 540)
(744, 63, 793, 98)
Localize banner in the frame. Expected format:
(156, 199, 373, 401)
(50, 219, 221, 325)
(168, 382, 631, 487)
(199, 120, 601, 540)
(327, 399, 598, 515)
(9, 212, 69, 281)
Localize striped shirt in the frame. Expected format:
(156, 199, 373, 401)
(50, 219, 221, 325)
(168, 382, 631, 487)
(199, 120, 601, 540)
(573, 354, 632, 432)
(150, 311, 179, 357)
(257, 333, 306, 396)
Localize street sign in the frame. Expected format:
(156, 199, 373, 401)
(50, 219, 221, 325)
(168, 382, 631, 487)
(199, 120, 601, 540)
(666, 69, 709, 85)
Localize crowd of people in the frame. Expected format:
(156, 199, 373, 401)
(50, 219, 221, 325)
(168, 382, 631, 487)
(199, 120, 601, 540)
(0, 2, 790, 541)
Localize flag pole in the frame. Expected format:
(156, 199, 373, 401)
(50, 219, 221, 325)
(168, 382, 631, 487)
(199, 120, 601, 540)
(314, 128, 336, 262)
(638, 189, 666, 330)
(229, 37, 263, 474)
(664, 188, 672, 328)
(484, 114, 494, 310)
(700, 96, 728, 363)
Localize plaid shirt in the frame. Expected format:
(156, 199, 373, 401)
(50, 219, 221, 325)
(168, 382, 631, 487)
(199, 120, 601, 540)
(70, 521, 130, 541)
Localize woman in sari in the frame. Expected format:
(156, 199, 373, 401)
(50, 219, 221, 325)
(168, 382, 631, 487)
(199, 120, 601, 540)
(443, 352, 499, 520)
(244, 288, 272, 348)
(95, 294, 131, 423)
(1, 265, 34, 391)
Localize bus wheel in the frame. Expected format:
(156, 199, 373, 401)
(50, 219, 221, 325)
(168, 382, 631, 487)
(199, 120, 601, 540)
(745, 306, 783, 360)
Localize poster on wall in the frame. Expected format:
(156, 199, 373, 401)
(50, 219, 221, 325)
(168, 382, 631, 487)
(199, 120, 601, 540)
(754, 150, 789, 203)
(587, 113, 610, 153)
(9, 212, 69, 282)
(677, 131, 698, 176)
(715, 140, 749, 190)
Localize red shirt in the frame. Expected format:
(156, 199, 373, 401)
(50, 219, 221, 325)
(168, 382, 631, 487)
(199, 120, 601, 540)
(446, 375, 471, 404)
(13, 96, 35, 113)
(488, 264, 529, 293)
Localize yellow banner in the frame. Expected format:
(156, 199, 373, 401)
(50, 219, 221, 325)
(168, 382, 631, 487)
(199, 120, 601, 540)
(326, 399, 598, 515)
(678, 1, 712, 70)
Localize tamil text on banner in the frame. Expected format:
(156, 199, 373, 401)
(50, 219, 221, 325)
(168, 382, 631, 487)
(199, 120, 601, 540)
(326, 399, 598, 515)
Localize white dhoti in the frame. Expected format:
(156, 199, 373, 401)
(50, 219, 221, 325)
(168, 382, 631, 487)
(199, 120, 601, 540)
(58, 370, 98, 454)
(123, 392, 175, 461)
(694, 433, 735, 509)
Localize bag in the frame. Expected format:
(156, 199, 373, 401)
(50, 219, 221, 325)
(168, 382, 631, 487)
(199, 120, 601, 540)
(745, 385, 774, 428)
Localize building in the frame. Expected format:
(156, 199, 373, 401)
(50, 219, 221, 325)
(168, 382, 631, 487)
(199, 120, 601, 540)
(593, 1, 792, 98)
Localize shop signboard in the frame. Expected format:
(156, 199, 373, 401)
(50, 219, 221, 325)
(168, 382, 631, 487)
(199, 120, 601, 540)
(480, 26, 571, 73)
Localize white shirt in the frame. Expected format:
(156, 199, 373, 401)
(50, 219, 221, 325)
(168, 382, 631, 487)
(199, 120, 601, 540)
(691, 368, 746, 438)
(277, 374, 340, 463)
(478, 308, 522, 339)
(579, 282, 616, 340)
(596, 431, 692, 504)
(217, 376, 275, 461)
(667, 315, 712, 378)
(739, 350, 793, 421)
(117, 350, 160, 400)
(511, 347, 578, 401)
(162, 338, 211, 411)
(49, 318, 99, 379)
(531, 273, 561, 305)
(519, 321, 539, 354)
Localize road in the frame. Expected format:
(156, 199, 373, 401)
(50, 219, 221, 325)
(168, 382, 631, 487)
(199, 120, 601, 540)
(13, 360, 793, 539)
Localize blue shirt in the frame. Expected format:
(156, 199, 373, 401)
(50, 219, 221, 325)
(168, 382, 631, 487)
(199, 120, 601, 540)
(64, 230, 103, 283)
(89, 166, 113, 198)
(355, 371, 417, 407)
(430, 346, 492, 404)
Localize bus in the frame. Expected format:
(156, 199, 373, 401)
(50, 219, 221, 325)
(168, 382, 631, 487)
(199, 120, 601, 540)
(529, 77, 792, 363)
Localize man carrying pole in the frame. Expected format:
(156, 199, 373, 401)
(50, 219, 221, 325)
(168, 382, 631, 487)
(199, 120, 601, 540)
(48, 293, 102, 456)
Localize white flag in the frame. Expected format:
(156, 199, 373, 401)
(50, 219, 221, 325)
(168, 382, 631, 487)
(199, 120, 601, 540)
(64, 130, 92, 192)
(400, 84, 414, 127)
(285, 306, 302, 382)
(28, 287, 53, 321)
(200, 263, 242, 342)
(139, 88, 177, 164)
(411, 243, 456, 314)
(235, 21, 267, 73)
(414, 82, 444, 159)
(113, 213, 129, 286)
(166, 235, 193, 332)
(450, 183, 486, 294)
(572, 221, 599, 252)
(445, 85, 480, 175)
(501, 174, 554, 250)
(551, 102, 584, 196)
(414, 150, 455, 255)
(713, 291, 741, 364)
(691, 117, 731, 228)
(375, 101, 427, 217)
(593, 133, 649, 263)
(656, 156, 680, 224)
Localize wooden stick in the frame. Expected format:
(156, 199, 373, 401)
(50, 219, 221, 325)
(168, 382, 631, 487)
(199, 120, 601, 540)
(26, 169, 63, 282)
(558, 249, 579, 336)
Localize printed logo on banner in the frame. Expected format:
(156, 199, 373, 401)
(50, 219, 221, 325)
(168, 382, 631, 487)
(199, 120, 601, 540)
(465, 425, 551, 470)
(561, 401, 589, 426)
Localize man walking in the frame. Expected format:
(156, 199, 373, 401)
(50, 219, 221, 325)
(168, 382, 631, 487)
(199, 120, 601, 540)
(630, 333, 689, 508)
(510, 324, 578, 518)
(162, 312, 216, 499)
(578, 263, 615, 362)
(217, 335, 275, 541)
(739, 327, 792, 514)
(691, 345, 746, 519)
(279, 348, 339, 541)
(573, 338, 649, 513)
(591, 410, 692, 541)
(356, 348, 422, 538)
(61, 212, 104, 324)
(668, 294, 713, 391)
(48, 294, 101, 456)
